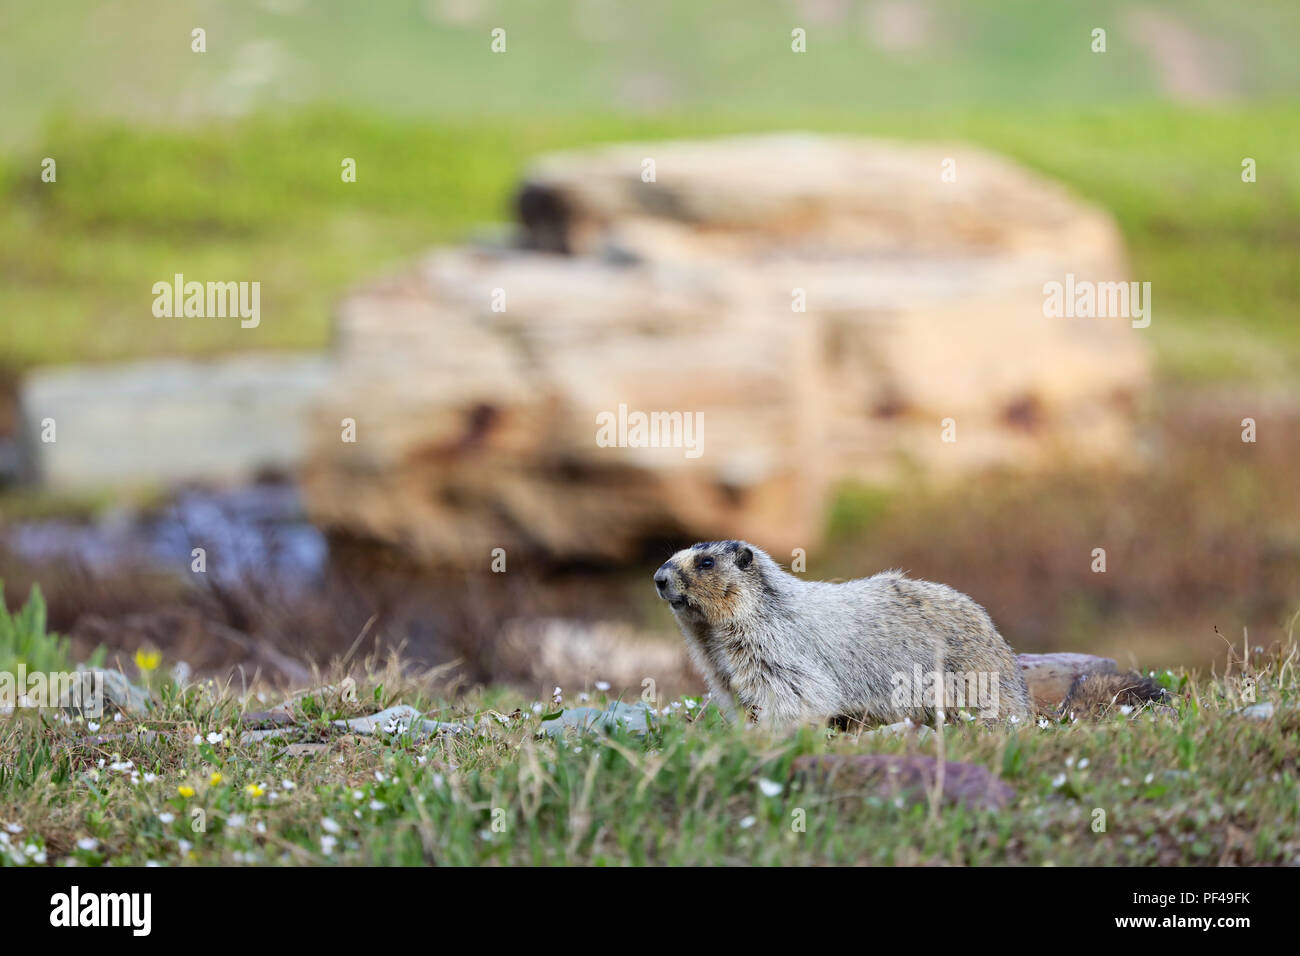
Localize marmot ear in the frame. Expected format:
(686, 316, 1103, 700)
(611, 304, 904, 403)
(736, 546, 753, 570)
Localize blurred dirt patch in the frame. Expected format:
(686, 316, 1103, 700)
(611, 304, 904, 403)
(822, 386, 1300, 671)
(862, 0, 933, 53)
(2, 386, 1294, 686)
(1127, 7, 1241, 103)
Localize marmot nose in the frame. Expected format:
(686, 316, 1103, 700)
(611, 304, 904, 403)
(654, 566, 671, 593)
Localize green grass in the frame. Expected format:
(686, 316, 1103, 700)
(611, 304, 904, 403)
(3, 105, 1298, 379)
(1, 643, 1297, 865)
(5, 0, 1300, 146)
(3, 2, 1297, 373)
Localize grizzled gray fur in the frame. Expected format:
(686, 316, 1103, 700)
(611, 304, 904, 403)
(654, 540, 1033, 729)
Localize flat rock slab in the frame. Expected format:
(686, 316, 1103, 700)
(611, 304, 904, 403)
(19, 354, 330, 491)
(1018, 652, 1118, 714)
(540, 701, 657, 737)
(237, 703, 470, 746)
(334, 703, 467, 737)
(791, 754, 1015, 811)
(518, 133, 1123, 265)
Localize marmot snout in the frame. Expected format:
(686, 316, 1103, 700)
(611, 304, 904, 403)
(655, 540, 1034, 729)
(654, 539, 757, 620)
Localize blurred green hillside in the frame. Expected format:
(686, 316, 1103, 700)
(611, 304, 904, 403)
(2, 1, 1298, 380)
(2, 107, 1298, 382)
(4, 0, 1300, 142)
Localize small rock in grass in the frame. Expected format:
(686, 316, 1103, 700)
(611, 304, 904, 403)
(1235, 701, 1274, 721)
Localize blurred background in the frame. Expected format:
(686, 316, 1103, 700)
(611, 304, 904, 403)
(1, 0, 1298, 695)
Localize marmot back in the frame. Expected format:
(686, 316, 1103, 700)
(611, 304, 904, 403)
(654, 540, 1034, 729)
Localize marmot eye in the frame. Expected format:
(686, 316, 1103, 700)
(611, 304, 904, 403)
(699, 557, 714, 569)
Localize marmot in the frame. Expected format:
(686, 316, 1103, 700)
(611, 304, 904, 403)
(1058, 671, 1168, 719)
(654, 540, 1034, 729)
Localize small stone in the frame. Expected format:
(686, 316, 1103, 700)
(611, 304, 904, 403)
(1235, 701, 1274, 721)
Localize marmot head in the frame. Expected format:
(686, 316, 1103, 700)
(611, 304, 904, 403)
(654, 540, 767, 624)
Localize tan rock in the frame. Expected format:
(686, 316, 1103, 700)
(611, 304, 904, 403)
(304, 135, 1150, 567)
(305, 246, 830, 563)
(517, 134, 1122, 268)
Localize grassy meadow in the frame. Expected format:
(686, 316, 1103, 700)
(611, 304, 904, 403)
(2, 612, 1297, 866)
(2, 1, 1299, 867)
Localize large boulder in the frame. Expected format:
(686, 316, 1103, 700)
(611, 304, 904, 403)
(303, 134, 1149, 567)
